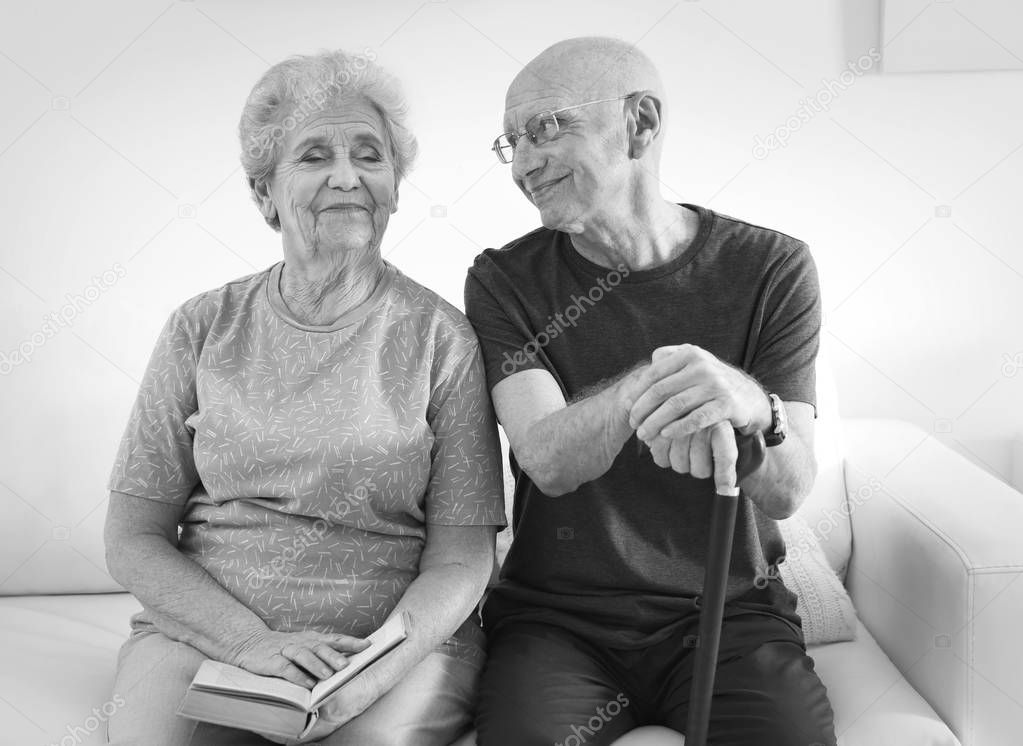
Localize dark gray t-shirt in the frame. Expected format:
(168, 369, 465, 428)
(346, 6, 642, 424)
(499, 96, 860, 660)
(464, 204, 821, 648)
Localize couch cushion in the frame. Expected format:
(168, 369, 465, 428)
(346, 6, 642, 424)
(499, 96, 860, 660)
(0, 594, 958, 746)
(812, 619, 961, 746)
(0, 593, 141, 746)
(777, 514, 858, 645)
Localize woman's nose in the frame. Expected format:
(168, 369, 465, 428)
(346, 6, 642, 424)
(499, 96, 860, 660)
(327, 156, 359, 190)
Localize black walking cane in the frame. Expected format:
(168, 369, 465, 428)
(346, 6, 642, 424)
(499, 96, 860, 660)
(683, 430, 767, 746)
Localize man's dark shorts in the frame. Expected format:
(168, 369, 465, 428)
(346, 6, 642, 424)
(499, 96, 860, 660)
(475, 586, 837, 746)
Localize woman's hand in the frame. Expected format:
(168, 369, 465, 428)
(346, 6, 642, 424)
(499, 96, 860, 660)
(300, 673, 381, 742)
(223, 628, 370, 688)
(258, 672, 380, 744)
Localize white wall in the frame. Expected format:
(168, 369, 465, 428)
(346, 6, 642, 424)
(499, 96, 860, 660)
(1, 0, 1022, 560)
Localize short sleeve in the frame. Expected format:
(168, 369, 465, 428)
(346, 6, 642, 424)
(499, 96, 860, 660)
(749, 243, 822, 415)
(424, 343, 507, 527)
(107, 307, 202, 504)
(464, 262, 550, 389)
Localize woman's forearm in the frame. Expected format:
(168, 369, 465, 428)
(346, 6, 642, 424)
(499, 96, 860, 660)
(107, 533, 269, 660)
(349, 560, 489, 703)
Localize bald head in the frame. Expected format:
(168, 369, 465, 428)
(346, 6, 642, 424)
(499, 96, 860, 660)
(500, 38, 670, 237)
(507, 37, 665, 112)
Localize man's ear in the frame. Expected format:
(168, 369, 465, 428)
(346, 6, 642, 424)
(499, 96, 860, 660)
(390, 185, 400, 214)
(627, 90, 662, 159)
(250, 177, 278, 224)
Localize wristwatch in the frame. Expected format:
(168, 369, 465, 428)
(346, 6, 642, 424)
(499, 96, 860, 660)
(764, 392, 788, 447)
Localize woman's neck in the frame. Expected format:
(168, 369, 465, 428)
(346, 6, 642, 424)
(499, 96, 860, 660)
(279, 253, 386, 327)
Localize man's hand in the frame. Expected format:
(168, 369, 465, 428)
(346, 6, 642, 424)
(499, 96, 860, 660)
(647, 421, 739, 492)
(628, 344, 770, 442)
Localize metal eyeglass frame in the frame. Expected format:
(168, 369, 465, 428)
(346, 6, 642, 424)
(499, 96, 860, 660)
(491, 93, 636, 164)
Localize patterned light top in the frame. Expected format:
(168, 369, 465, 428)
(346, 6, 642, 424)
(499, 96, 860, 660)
(108, 260, 506, 638)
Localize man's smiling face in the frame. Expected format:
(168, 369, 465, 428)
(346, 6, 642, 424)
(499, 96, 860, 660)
(503, 73, 631, 236)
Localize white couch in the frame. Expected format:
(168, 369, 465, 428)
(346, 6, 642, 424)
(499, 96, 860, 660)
(3, 359, 1022, 746)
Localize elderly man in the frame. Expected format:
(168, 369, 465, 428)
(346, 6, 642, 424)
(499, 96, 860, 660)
(464, 37, 837, 746)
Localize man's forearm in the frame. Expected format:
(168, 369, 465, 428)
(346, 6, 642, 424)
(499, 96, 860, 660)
(108, 534, 269, 660)
(739, 432, 815, 519)
(520, 366, 646, 496)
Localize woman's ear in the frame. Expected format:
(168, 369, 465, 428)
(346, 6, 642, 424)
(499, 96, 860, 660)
(251, 177, 278, 224)
(627, 90, 662, 160)
(390, 186, 399, 214)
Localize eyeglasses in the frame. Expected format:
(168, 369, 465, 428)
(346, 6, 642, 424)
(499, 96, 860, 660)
(491, 94, 634, 164)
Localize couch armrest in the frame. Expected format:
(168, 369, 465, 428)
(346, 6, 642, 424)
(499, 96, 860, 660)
(842, 418, 1023, 746)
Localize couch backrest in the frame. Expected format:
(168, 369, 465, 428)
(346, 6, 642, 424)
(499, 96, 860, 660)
(0, 347, 849, 597)
(791, 343, 852, 581)
(0, 491, 121, 596)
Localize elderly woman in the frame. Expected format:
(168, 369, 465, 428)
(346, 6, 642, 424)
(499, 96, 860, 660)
(103, 50, 505, 746)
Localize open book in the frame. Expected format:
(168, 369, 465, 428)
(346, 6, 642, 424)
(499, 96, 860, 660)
(177, 613, 408, 740)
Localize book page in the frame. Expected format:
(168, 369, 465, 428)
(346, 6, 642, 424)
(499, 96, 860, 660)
(309, 612, 408, 708)
(191, 660, 311, 710)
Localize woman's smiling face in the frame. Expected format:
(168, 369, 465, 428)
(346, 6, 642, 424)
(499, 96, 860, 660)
(263, 98, 398, 258)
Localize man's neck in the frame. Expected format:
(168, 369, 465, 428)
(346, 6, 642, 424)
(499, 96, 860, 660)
(569, 200, 699, 272)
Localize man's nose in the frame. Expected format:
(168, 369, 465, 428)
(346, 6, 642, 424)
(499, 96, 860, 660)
(327, 156, 359, 190)
(511, 137, 545, 182)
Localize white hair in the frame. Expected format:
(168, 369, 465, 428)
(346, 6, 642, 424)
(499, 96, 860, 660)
(238, 49, 418, 231)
